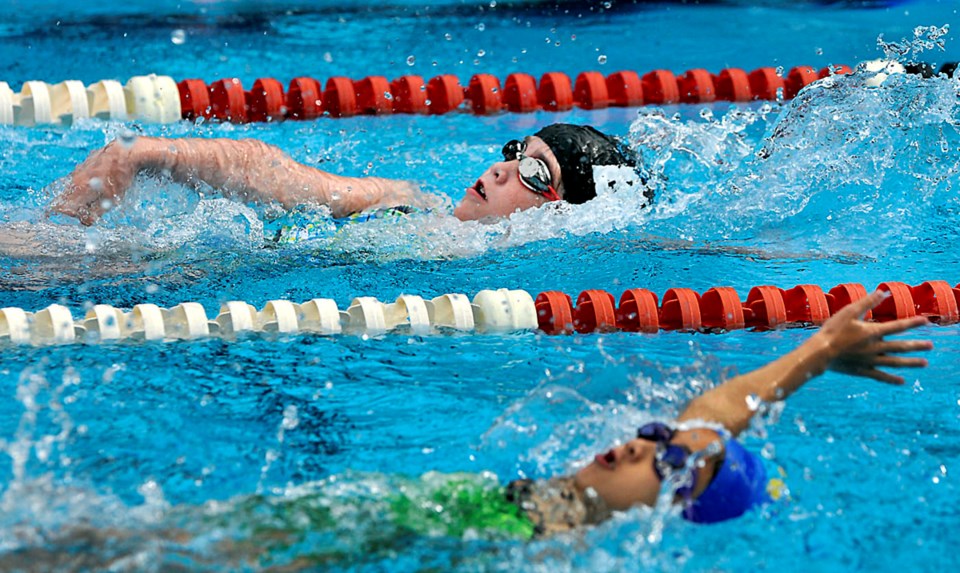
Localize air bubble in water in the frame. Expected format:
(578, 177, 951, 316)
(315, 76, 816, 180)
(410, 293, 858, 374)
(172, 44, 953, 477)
(170, 29, 186, 45)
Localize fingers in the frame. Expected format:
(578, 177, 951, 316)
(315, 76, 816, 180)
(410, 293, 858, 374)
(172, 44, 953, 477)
(835, 289, 888, 320)
(875, 315, 931, 336)
(860, 368, 907, 385)
(867, 355, 929, 368)
(871, 339, 934, 355)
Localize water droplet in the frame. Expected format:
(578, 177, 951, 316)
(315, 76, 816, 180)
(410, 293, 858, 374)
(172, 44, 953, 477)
(170, 29, 186, 45)
(746, 394, 762, 411)
(477, 22, 486, 32)
(323, 52, 333, 63)
(406, 55, 416, 66)
(88, 177, 104, 192)
(281, 405, 299, 430)
(489, 0, 497, 6)
(603, 1, 612, 7)
(119, 128, 137, 148)
(598, 54, 607, 65)
(384, 91, 393, 100)
(815, 47, 823, 55)
(477, 49, 486, 57)
(444, 33, 452, 41)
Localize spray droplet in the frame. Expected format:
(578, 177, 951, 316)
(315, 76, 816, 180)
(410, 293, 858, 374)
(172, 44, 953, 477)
(119, 128, 137, 148)
(598, 54, 607, 65)
(170, 29, 186, 45)
(477, 22, 486, 32)
(406, 55, 416, 66)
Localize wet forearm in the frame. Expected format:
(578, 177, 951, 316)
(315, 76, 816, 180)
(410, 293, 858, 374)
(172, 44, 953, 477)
(679, 333, 836, 435)
(137, 137, 413, 218)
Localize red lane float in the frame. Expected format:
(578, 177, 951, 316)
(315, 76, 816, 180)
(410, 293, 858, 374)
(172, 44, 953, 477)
(660, 288, 702, 331)
(355, 76, 392, 115)
(535, 291, 574, 335)
(323, 77, 357, 118)
(467, 74, 502, 115)
(538, 72, 574, 112)
(642, 70, 679, 105)
(573, 290, 617, 334)
(533, 279, 957, 335)
(208, 78, 246, 122)
(246, 78, 284, 122)
(784, 66, 819, 99)
(678, 69, 715, 104)
(285, 77, 322, 120)
(177, 79, 210, 120)
(157, 61, 864, 125)
(874, 281, 917, 321)
(606, 71, 643, 106)
(783, 284, 830, 325)
(748, 67, 784, 101)
(503, 73, 538, 113)
(701, 287, 745, 331)
(715, 68, 752, 102)
(427, 74, 464, 114)
(574, 71, 609, 110)
(912, 280, 959, 323)
(617, 289, 659, 333)
(826, 282, 869, 319)
(390, 75, 427, 114)
(744, 286, 787, 329)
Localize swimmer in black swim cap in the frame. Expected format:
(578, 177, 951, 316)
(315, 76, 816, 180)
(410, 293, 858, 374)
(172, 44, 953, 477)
(52, 123, 643, 226)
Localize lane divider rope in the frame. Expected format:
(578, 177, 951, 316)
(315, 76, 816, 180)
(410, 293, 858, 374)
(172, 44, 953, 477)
(1, 60, 951, 127)
(0, 280, 955, 346)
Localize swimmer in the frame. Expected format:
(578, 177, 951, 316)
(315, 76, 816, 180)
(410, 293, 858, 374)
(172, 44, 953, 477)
(49, 123, 645, 227)
(508, 289, 931, 533)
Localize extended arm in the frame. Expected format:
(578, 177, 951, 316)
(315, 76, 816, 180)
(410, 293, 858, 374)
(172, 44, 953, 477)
(678, 290, 931, 436)
(51, 136, 425, 225)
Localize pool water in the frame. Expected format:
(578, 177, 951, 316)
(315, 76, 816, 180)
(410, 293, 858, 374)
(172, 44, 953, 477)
(1, 0, 959, 571)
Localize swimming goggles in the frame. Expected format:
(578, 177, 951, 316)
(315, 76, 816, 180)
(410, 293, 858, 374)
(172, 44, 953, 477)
(501, 139, 562, 202)
(636, 422, 697, 499)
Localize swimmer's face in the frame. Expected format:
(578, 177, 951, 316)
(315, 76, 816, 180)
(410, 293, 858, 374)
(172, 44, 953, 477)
(453, 136, 564, 221)
(573, 436, 662, 510)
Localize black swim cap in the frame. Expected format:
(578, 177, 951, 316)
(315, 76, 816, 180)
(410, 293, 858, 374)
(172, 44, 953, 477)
(533, 124, 636, 204)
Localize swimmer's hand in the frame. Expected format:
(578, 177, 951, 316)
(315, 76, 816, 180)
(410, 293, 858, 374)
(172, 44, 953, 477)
(679, 289, 931, 436)
(50, 139, 145, 225)
(816, 290, 932, 384)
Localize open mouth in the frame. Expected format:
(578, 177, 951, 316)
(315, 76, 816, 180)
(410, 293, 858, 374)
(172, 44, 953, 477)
(594, 449, 616, 469)
(471, 179, 487, 201)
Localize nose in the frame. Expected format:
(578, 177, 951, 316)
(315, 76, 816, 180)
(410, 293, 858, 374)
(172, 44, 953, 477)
(492, 161, 512, 186)
(622, 439, 653, 463)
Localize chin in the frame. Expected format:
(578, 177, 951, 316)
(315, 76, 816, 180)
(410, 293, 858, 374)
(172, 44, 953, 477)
(453, 203, 479, 221)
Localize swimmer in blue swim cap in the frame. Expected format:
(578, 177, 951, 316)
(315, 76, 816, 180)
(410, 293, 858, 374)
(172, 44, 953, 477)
(49, 124, 642, 225)
(509, 290, 930, 534)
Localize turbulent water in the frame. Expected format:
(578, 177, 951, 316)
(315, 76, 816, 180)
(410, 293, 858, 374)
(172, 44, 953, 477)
(1, 18, 959, 573)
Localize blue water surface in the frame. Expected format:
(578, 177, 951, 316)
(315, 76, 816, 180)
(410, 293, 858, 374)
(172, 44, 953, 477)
(0, 0, 958, 571)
